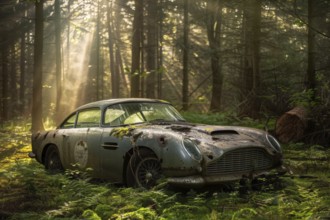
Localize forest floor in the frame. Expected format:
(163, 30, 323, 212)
(0, 119, 330, 219)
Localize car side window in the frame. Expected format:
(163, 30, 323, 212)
(76, 108, 101, 128)
(104, 104, 145, 126)
(104, 105, 125, 126)
(61, 113, 77, 129)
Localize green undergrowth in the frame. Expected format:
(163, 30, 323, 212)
(182, 112, 275, 130)
(1, 116, 330, 219)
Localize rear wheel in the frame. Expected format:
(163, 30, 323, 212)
(45, 145, 63, 172)
(126, 150, 162, 189)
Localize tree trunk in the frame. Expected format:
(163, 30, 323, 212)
(107, 1, 119, 98)
(1, 37, 9, 121)
(306, 0, 316, 94)
(10, 44, 18, 118)
(182, 0, 189, 111)
(32, 0, 45, 132)
(66, 0, 73, 95)
(240, 0, 261, 118)
(95, 1, 101, 100)
(54, 0, 63, 122)
(145, 0, 158, 98)
(130, 0, 143, 97)
(207, 0, 223, 112)
(20, 28, 26, 114)
(114, 0, 127, 97)
(157, 0, 164, 99)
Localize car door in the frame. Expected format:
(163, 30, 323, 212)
(99, 128, 131, 182)
(99, 104, 133, 182)
(60, 127, 89, 169)
(85, 126, 103, 177)
(57, 112, 86, 169)
(60, 108, 102, 172)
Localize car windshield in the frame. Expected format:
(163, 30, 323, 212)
(103, 102, 185, 126)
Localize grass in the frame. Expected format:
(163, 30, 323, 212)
(0, 116, 330, 219)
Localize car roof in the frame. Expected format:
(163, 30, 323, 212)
(75, 98, 170, 111)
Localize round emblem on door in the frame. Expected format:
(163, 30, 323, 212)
(74, 140, 88, 168)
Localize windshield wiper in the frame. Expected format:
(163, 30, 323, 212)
(148, 119, 173, 125)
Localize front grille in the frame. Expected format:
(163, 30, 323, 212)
(206, 147, 273, 175)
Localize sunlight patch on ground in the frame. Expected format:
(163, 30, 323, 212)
(0, 131, 33, 186)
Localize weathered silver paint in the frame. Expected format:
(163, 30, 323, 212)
(30, 98, 285, 187)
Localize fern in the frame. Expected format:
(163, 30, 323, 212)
(111, 207, 157, 220)
(1, 121, 330, 219)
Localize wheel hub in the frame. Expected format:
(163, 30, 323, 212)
(145, 172, 153, 182)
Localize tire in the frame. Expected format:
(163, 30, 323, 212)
(45, 145, 63, 172)
(126, 149, 162, 189)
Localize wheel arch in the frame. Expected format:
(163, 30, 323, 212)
(122, 146, 158, 185)
(42, 143, 58, 164)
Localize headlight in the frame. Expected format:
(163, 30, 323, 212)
(183, 138, 202, 161)
(266, 135, 282, 152)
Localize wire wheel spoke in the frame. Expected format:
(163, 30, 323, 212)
(135, 158, 161, 188)
(49, 154, 60, 169)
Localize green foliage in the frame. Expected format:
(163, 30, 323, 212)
(65, 164, 94, 180)
(0, 117, 32, 133)
(289, 89, 319, 108)
(1, 121, 330, 219)
(182, 111, 274, 130)
(82, 209, 102, 220)
(109, 126, 137, 139)
(112, 207, 157, 220)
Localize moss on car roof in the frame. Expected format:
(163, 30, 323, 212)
(76, 98, 169, 111)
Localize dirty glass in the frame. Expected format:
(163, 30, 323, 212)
(103, 103, 184, 126)
(61, 113, 76, 128)
(76, 108, 101, 128)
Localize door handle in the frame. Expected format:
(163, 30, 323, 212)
(102, 142, 118, 150)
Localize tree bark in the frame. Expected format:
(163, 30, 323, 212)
(145, 0, 158, 98)
(130, 0, 143, 97)
(107, 1, 119, 98)
(32, 0, 45, 132)
(157, 0, 164, 99)
(306, 0, 316, 94)
(182, 0, 189, 110)
(10, 44, 18, 118)
(112, 0, 127, 97)
(276, 107, 308, 143)
(207, 0, 223, 112)
(1, 37, 9, 121)
(240, 0, 261, 118)
(20, 28, 26, 114)
(54, 0, 63, 122)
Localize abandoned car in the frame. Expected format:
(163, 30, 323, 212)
(29, 98, 285, 188)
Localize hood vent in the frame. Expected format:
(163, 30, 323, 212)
(211, 130, 239, 136)
(211, 130, 239, 141)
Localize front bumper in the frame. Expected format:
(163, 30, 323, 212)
(167, 166, 288, 188)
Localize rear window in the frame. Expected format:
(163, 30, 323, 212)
(76, 108, 101, 128)
(61, 113, 76, 129)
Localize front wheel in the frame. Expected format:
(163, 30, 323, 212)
(45, 145, 63, 172)
(126, 150, 162, 189)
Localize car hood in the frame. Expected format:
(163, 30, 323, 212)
(133, 122, 269, 154)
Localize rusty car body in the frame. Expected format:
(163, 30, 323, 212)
(29, 98, 285, 188)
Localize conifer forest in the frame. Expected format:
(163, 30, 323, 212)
(0, 0, 330, 219)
